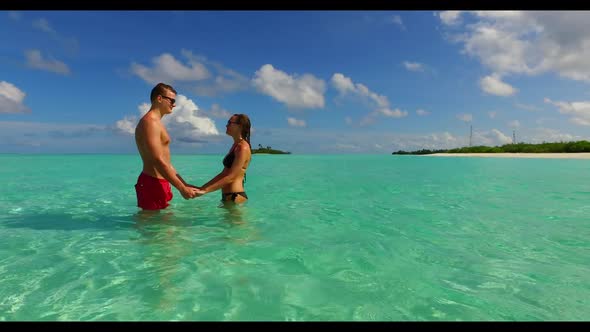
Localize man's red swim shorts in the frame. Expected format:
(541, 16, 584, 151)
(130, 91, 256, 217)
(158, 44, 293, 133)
(135, 172, 173, 210)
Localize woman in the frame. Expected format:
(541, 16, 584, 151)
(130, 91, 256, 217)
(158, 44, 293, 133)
(199, 114, 251, 204)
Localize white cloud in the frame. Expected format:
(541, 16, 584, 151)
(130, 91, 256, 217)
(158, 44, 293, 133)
(367, 87, 389, 108)
(168, 96, 220, 141)
(114, 94, 220, 143)
(356, 83, 369, 97)
(458, 128, 513, 146)
(131, 53, 210, 84)
(0, 81, 31, 114)
(287, 117, 306, 127)
(252, 64, 326, 109)
(29, 14, 79, 55)
(331, 73, 389, 108)
(0, 81, 26, 104)
(472, 11, 525, 20)
(205, 103, 233, 119)
(488, 111, 497, 119)
(490, 129, 513, 145)
(32, 18, 55, 34)
(457, 113, 473, 122)
(403, 61, 424, 72)
(331, 73, 405, 124)
(439, 11, 590, 82)
(439, 11, 463, 26)
(416, 109, 430, 116)
(29, 17, 78, 55)
(544, 97, 590, 126)
(130, 50, 248, 97)
(181, 50, 249, 97)
(377, 108, 408, 118)
(114, 103, 150, 135)
(25, 49, 70, 75)
(430, 131, 457, 143)
(460, 19, 538, 76)
(479, 127, 582, 145)
(390, 15, 405, 30)
(524, 127, 577, 143)
(345, 116, 353, 125)
(394, 131, 463, 151)
(479, 75, 517, 96)
(508, 120, 521, 128)
(331, 73, 355, 94)
(114, 116, 137, 135)
(194, 74, 248, 97)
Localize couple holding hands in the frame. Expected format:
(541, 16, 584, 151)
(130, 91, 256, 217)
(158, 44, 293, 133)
(134, 83, 251, 211)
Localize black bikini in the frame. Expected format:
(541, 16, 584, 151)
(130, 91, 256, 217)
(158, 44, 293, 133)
(221, 144, 247, 202)
(222, 192, 248, 202)
(222, 148, 235, 168)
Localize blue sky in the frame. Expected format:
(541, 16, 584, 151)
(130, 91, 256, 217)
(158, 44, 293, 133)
(1, 10, 590, 154)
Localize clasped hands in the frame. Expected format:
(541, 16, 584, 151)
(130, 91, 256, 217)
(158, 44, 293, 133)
(180, 184, 207, 199)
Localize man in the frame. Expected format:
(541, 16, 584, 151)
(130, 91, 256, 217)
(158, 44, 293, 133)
(134, 82, 203, 210)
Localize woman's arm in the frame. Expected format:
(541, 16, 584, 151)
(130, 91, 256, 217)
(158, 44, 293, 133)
(200, 171, 226, 189)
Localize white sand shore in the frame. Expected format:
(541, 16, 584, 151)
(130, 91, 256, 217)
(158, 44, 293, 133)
(425, 153, 590, 159)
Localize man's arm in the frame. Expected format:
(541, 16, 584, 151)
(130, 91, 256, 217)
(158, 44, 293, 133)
(177, 173, 201, 189)
(200, 171, 226, 190)
(143, 119, 198, 198)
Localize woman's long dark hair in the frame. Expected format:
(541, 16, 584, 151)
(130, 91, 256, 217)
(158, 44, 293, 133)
(234, 114, 251, 183)
(235, 113, 251, 150)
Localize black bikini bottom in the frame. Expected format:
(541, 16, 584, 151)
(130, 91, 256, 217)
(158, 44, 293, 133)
(221, 192, 248, 202)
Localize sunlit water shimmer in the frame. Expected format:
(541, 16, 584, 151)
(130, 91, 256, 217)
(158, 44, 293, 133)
(0, 154, 588, 321)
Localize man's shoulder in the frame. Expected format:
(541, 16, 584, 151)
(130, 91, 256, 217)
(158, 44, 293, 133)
(136, 119, 161, 138)
(138, 113, 161, 128)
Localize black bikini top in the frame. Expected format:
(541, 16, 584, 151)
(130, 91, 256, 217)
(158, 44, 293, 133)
(222, 143, 247, 183)
(222, 147, 236, 168)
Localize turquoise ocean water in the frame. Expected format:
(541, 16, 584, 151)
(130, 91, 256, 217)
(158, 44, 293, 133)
(0, 154, 588, 321)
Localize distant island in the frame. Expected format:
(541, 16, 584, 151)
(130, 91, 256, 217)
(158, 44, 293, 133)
(252, 144, 291, 154)
(392, 140, 590, 155)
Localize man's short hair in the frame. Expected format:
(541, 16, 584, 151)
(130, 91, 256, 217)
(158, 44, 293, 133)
(150, 83, 177, 103)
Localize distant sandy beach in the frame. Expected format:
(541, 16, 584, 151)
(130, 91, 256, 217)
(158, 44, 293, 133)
(426, 153, 590, 159)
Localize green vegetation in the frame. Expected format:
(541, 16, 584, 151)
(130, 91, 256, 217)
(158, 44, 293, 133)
(392, 140, 590, 155)
(252, 144, 291, 154)
(393, 149, 448, 155)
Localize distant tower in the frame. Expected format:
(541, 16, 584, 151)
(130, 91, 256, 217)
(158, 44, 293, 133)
(513, 130, 516, 144)
(469, 125, 473, 147)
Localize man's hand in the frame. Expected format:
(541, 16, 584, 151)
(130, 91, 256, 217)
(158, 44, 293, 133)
(180, 186, 199, 199)
(186, 184, 207, 197)
(194, 188, 207, 197)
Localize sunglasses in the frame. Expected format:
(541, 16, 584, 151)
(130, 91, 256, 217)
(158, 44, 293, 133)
(160, 95, 176, 105)
(227, 120, 240, 126)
